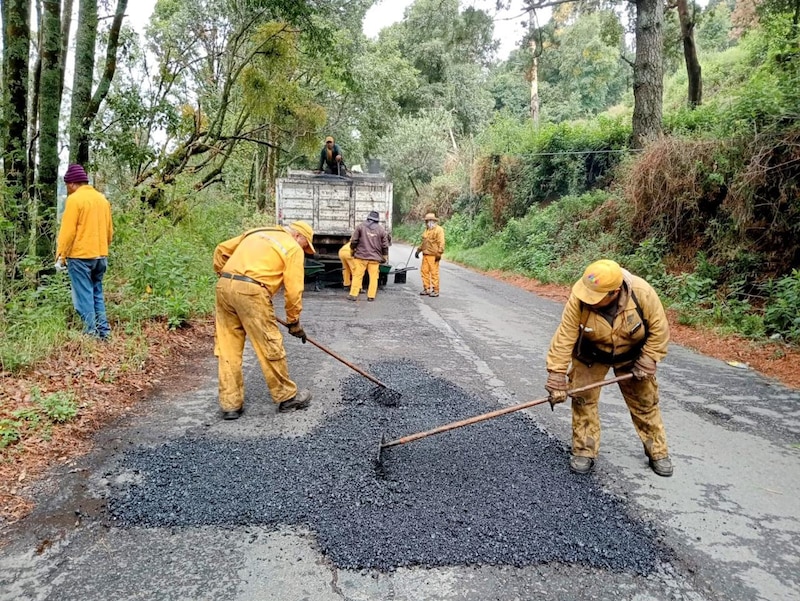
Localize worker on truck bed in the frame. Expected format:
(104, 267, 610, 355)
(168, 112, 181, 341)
(415, 212, 445, 297)
(544, 259, 673, 477)
(317, 135, 344, 175)
(348, 211, 389, 302)
(213, 221, 316, 419)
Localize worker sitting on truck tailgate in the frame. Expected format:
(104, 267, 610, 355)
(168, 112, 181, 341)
(318, 135, 344, 175)
(213, 221, 316, 419)
(338, 240, 355, 288)
(544, 259, 673, 477)
(415, 212, 445, 297)
(349, 211, 389, 302)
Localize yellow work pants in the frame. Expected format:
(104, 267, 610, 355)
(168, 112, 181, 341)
(568, 360, 669, 460)
(350, 259, 379, 299)
(420, 255, 439, 293)
(339, 247, 355, 287)
(214, 278, 298, 411)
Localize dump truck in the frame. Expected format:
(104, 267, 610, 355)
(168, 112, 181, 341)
(276, 170, 393, 277)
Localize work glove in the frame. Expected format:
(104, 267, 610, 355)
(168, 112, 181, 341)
(382, 255, 388, 264)
(414, 248, 420, 259)
(286, 321, 307, 344)
(54, 259, 67, 273)
(545, 371, 569, 410)
(632, 354, 657, 380)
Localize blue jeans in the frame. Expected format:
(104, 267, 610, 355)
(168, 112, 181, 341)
(67, 258, 110, 339)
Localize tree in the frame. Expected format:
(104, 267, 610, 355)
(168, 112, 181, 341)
(67, 0, 97, 165)
(68, 0, 128, 165)
(376, 108, 453, 213)
(35, 0, 63, 258)
(632, 0, 665, 148)
(672, 0, 703, 107)
(388, 0, 498, 136)
(2, 0, 31, 195)
(519, 0, 666, 147)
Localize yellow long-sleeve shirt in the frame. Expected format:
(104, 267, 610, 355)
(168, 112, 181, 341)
(419, 224, 445, 257)
(56, 185, 113, 260)
(546, 270, 669, 373)
(213, 226, 305, 324)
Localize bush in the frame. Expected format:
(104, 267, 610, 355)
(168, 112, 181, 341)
(763, 270, 800, 342)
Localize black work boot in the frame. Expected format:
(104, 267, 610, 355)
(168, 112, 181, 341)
(649, 456, 674, 477)
(222, 408, 243, 420)
(569, 455, 595, 474)
(278, 389, 312, 413)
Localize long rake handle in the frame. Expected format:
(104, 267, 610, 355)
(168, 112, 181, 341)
(276, 316, 388, 388)
(381, 373, 634, 450)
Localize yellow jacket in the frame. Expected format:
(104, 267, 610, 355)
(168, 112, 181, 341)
(546, 270, 669, 373)
(213, 226, 305, 323)
(56, 185, 113, 259)
(419, 224, 445, 258)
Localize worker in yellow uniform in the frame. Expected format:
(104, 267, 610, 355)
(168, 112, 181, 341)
(338, 240, 355, 288)
(415, 212, 445, 297)
(213, 221, 315, 420)
(544, 259, 673, 477)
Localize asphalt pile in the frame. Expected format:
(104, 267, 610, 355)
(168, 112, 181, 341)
(106, 359, 666, 573)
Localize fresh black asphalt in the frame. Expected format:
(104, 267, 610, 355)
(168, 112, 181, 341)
(106, 359, 668, 574)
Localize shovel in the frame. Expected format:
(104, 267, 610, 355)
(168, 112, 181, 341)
(276, 317, 402, 405)
(376, 373, 634, 470)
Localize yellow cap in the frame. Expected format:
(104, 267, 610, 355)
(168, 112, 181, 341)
(290, 221, 316, 255)
(325, 136, 334, 143)
(424, 212, 438, 221)
(572, 259, 623, 304)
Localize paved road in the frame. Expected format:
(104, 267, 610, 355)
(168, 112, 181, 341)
(2, 244, 799, 601)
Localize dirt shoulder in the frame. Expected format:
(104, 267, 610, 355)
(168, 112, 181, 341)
(2, 271, 799, 526)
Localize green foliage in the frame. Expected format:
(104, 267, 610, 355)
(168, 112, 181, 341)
(505, 118, 631, 218)
(0, 274, 74, 371)
(32, 387, 79, 423)
(538, 12, 629, 122)
(0, 419, 22, 449)
(446, 190, 617, 283)
(110, 197, 242, 329)
(764, 270, 800, 342)
(0, 388, 81, 452)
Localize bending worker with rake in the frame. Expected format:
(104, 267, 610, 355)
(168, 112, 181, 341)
(213, 221, 316, 419)
(544, 259, 674, 477)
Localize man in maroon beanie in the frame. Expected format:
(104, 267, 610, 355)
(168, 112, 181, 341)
(55, 164, 114, 339)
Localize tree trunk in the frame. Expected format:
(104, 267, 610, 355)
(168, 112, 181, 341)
(3, 0, 31, 195)
(632, 0, 664, 149)
(36, 0, 63, 258)
(68, 0, 96, 165)
(77, 0, 127, 164)
(59, 0, 73, 98)
(529, 38, 540, 127)
(676, 0, 702, 107)
(27, 0, 43, 194)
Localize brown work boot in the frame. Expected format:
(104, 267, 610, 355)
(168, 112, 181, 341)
(649, 456, 674, 477)
(278, 389, 312, 413)
(569, 455, 595, 474)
